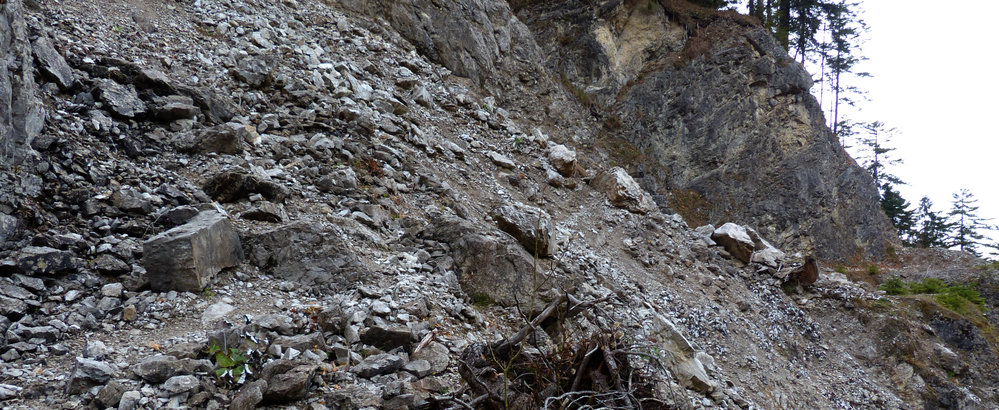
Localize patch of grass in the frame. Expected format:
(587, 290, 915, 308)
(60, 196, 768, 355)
(881, 277, 987, 315)
(834, 266, 847, 274)
(866, 265, 880, 275)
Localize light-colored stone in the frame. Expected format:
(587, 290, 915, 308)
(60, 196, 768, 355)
(591, 167, 657, 214)
(547, 144, 577, 177)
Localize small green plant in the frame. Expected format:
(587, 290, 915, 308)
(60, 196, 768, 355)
(206, 340, 249, 382)
(879, 277, 908, 295)
(834, 265, 847, 274)
(112, 25, 124, 34)
(866, 265, 880, 275)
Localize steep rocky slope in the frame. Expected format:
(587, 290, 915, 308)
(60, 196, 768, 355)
(0, 0, 996, 409)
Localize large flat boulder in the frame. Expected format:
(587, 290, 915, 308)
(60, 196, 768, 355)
(491, 202, 555, 258)
(32, 35, 75, 90)
(711, 223, 754, 264)
(591, 167, 657, 214)
(142, 211, 243, 292)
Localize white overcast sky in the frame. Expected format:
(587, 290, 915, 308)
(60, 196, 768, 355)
(733, 1, 999, 257)
(849, 1, 999, 257)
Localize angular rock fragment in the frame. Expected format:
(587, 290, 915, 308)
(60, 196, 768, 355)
(142, 211, 243, 292)
(66, 357, 114, 394)
(261, 360, 317, 403)
(315, 167, 358, 194)
(240, 201, 285, 223)
(711, 223, 755, 264)
(95, 79, 146, 118)
(0, 213, 17, 243)
(360, 324, 412, 351)
(149, 95, 200, 121)
(547, 144, 577, 177)
(491, 203, 555, 258)
(591, 167, 657, 214)
(352, 353, 405, 378)
(203, 171, 287, 203)
(32, 35, 75, 90)
(161, 375, 200, 396)
(487, 151, 516, 169)
(16, 246, 75, 275)
(230, 380, 267, 410)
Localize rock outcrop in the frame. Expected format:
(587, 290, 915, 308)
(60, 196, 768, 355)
(514, 0, 897, 261)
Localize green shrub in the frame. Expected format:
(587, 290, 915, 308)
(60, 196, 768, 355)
(879, 277, 908, 295)
(910, 278, 946, 294)
(866, 265, 880, 275)
(834, 266, 847, 274)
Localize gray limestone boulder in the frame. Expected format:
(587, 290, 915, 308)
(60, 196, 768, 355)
(243, 222, 368, 286)
(547, 144, 577, 177)
(711, 223, 755, 264)
(421, 215, 542, 308)
(352, 353, 404, 378)
(142, 211, 243, 292)
(591, 167, 657, 214)
(95, 79, 146, 118)
(260, 360, 317, 403)
(491, 202, 555, 258)
(66, 357, 115, 394)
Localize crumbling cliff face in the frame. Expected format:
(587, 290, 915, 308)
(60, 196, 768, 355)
(0, 0, 996, 408)
(512, 0, 897, 261)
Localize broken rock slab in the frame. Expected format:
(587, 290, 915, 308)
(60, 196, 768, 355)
(547, 144, 577, 177)
(95, 79, 146, 118)
(491, 202, 555, 258)
(591, 167, 657, 214)
(711, 223, 755, 264)
(32, 35, 75, 90)
(142, 211, 243, 292)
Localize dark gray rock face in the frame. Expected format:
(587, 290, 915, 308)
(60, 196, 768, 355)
(142, 211, 243, 292)
(338, 0, 548, 94)
(616, 28, 895, 260)
(516, 2, 895, 260)
(0, 0, 45, 166)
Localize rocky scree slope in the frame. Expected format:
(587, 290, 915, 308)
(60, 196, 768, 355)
(512, 0, 897, 262)
(0, 0, 996, 408)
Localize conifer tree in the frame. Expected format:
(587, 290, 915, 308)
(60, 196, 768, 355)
(913, 196, 952, 248)
(948, 189, 993, 256)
